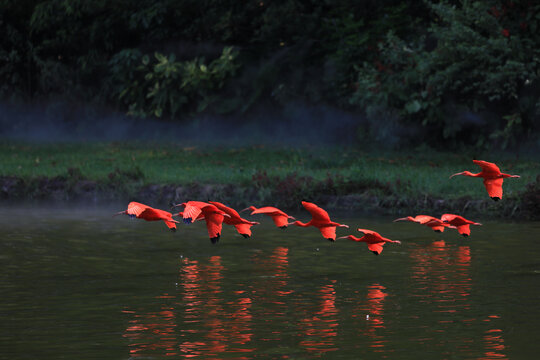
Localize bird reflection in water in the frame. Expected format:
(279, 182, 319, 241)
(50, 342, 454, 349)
(300, 280, 339, 355)
(122, 255, 258, 358)
(410, 240, 472, 315)
(364, 284, 388, 352)
(479, 315, 508, 360)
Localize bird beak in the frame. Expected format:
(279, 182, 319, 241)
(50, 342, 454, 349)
(393, 217, 406, 222)
(337, 236, 348, 240)
(112, 210, 125, 217)
(240, 207, 250, 213)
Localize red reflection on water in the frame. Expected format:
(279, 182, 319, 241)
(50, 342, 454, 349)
(122, 296, 178, 357)
(299, 281, 339, 355)
(245, 246, 292, 346)
(409, 241, 472, 315)
(123, 255, 259, 358)
(361, 283, 388, 353)
(479, 315, 508, 360)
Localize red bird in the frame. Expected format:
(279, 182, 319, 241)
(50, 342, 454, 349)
(441, 213, 482, 237)
(174, 201, 230, 243)
(450, 160, 520, 201)
(394, 215, 452, 233)
(288, 201, 349, 241)
(241, 205, 295, 229)
(338, 229, 401, 255)
(115, 201, 179, 231)
(209, 201, 260, 238)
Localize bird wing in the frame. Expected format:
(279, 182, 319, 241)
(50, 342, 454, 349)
(456, 224, 471, 236)
(163, 220, 177, 230)
(204, 212, 225, 240)
(474, 160, 501, 175)
(209, 201, 241, 220)
(126, 202, 149, 217)
(251, 206, 282, 215)
(319, 226, 337, 241)
(367, 242, 384, 255)
(234, 223, 255, 237)
(271, 215, 289, 227)
(414, 215, 438, 224)
(357, 228, 380, 237)
(183, 203, 204, 224)
(483, 178, 504, 198)
(302, 201, 331, 222)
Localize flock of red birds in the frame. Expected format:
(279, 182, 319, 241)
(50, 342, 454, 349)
(115, 160, 519, 255)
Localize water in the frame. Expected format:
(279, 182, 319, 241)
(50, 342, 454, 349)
(1, 205, 540, 359)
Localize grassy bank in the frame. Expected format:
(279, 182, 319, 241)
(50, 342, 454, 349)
(1, 141, 539, 219)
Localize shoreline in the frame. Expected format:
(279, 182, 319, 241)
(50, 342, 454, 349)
(2, 175, 538, 220)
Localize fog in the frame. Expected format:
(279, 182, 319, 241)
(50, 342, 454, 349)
(0, 101, 362, 146)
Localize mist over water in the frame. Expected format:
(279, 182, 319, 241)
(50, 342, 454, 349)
(0, 101, 359, 146)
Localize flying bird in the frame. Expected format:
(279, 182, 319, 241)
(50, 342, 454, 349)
(114, 201, 179, 231)
(441, 213, 482, 237)
(174, 201, 230, 243)
(450, 160, 520, 201)
(209, 201, 260, 238)
(338, 229, 401, 255)
(394, 215, 452, 233)
(288, 201, 349, 241)
(241, 205, 295, 229)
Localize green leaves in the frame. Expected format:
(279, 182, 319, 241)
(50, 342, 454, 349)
(349, 0, 540, 148)
(109, 46, 240, 119)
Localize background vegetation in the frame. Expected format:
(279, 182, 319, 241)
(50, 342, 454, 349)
(1, 0, 538, 149)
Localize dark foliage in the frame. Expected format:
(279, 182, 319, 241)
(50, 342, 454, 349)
(1, 0, 538, 148)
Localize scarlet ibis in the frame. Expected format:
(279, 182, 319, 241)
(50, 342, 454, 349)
(114, 201, 179, 231)
(338, 229, 401, 255)
(209, 201, 260, 238)
(394, 215, 452, 233)
(441, 213, 482, 237)
(241, 205, 295, 229)
(450, 160, 520, 201)
(288, 201, 349, 241)
(174, 201, 230, 243)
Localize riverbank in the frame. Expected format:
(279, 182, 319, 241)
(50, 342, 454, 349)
(1, 142, 539, 219)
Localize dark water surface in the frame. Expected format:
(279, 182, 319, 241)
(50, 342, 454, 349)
(1, 205, 539, 359)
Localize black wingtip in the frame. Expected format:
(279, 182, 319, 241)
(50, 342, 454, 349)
(170, 228, 176, 233)
(183, 218, 192, 224)
(210, 235, 220, 244)
(280, 226, 287, 229)
(462, 233, 469, 237)
(327, 238, 335, 242)
(434, 229, 442, 233)
(241, 234, 250, 238)
(372, 251, 379, 256)
(491, 197, 500, 201)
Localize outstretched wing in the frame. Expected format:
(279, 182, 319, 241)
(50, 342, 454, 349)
(209, 201, 241, 220)
(302, 201, 331, 222)
(183, 203, 203, 224)
(474, 160, 501, 175)
(271, 215, 289, 228)
(205, 212, 225, 243)
(319, 226, 337, 241)
(483, 178, 504, 199)
(357, 228, 379, 237)
(126, 202, 149, 217)
(367, 242, 384, 255)
(456, 224, 471, 236)
(234, 223, 256, 238)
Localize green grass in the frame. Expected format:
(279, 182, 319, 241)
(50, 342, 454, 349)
(1, 141, 538, 201)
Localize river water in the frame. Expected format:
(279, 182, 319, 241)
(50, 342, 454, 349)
(1, 205, 539, 359)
